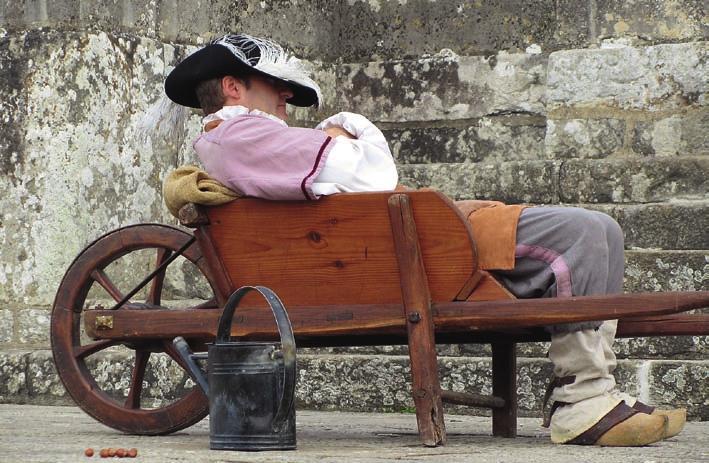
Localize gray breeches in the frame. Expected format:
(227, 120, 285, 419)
(492, 207, 625, 333)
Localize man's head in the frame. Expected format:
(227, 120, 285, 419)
(195, 74, 294, 120)
(165, 34, 320, 117)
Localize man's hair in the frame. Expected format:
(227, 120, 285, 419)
(195, 75, 251, 115)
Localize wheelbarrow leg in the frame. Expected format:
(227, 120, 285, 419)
(389, 194, 447, 446)
(492, 341, 517, 437)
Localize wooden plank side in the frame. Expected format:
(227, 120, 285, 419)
(409, 191, 477, 301)
(204, 191, 475, 307)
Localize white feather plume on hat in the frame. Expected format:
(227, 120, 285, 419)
(212, 34, 323, 106)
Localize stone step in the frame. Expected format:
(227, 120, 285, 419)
(375, 111, 708, 166)
(1, 350, 707, 420)
(2, 1, 706, 61)
(294, 41, 708, 122)
(589, 204, 709, 251)
(398, 157, 709, 204)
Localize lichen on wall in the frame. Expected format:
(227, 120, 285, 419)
(0, 31, 196, 306)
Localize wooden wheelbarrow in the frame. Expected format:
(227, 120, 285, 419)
(50, 190, 709, 445)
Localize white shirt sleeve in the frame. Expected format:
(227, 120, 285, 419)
(311, 112, 398, 196)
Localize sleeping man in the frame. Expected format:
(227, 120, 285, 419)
(160, 33, 685, 446)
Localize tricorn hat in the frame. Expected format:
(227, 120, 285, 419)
(165, 34, 322, 108)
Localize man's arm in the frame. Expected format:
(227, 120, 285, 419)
(311, 112, 398, 195)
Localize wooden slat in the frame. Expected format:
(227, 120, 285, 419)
(388, 194, 446, 447)
(464, 271, 516, 301)
(440, 390, 505, 409)
(204, 191, 476, 307)
(617, 314, 709, 337)
(83, 291, 709, 341)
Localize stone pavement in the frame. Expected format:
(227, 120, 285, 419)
(0, 405, 707, 463)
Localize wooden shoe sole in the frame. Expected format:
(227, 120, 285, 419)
(565, 402, 668, 446)
(632, 401, 686, 439)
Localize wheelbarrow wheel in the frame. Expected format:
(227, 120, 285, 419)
(51, 224, 216, 435)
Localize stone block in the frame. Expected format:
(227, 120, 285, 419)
(297, 355, 413, 412)
(596, 0, 708, 43)
(153, 0, 212, 44)
(154, 0, 338, 61)
(649, 360, 709, 420)
(0, 309, 13, 343)
(385, 115, 546, 164)
(398, 160, 560, 204)
(0, 350, 28, 401)
(552, 0, 592, 49)
(545, 118, 625, 159)
(558, 157, 709, 203)
(584, 201, 709, 250)
(632, 111, 709, 157)
(302, 345, 460, 357)
(613, 360, 641, 399)
(332, 50, 547, 122)
(296, 355, 685, 417)
(624, 250, 709, 292)
(79, 350, 189, 407)
(0, 0, 158, 37)
(26, 350, 67, 403)
(547, 42, 708, 111)
(15, 348, 192, 407)
(613, 201, 709, 250)
(613, 336, 709, 361)
(0, 31, 182, 306)
(453, 332, 707, 362)
(0, 32, 27, 186)
(337, 0, 558, 61)
(16, 308, 50, 345)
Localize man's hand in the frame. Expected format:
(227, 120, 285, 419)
(324, 126, 356, 139)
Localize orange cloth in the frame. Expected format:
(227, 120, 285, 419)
(455, 200, 526, 271)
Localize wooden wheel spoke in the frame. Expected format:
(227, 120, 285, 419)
(146, 248, 173, 306)
(90, 269, 125, 303)
(74, 339, 120, 360)
(125, 350, 151, 409)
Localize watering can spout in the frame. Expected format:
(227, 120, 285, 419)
(173, 336, 209, 396)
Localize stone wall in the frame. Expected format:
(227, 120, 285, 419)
(1, 0, 707, 421)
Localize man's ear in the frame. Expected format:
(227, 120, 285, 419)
(221, 76, 243, 103)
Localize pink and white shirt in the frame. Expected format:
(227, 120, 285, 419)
(194, 106, 398, 200)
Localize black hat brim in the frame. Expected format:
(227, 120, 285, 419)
(165, 45, 319, 109)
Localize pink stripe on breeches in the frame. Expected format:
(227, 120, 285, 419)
(514, 244, 573, 297)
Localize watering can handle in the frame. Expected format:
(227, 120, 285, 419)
(216, 286, 296, 431)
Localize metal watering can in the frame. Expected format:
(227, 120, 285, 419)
(173, 286, 296, 451)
